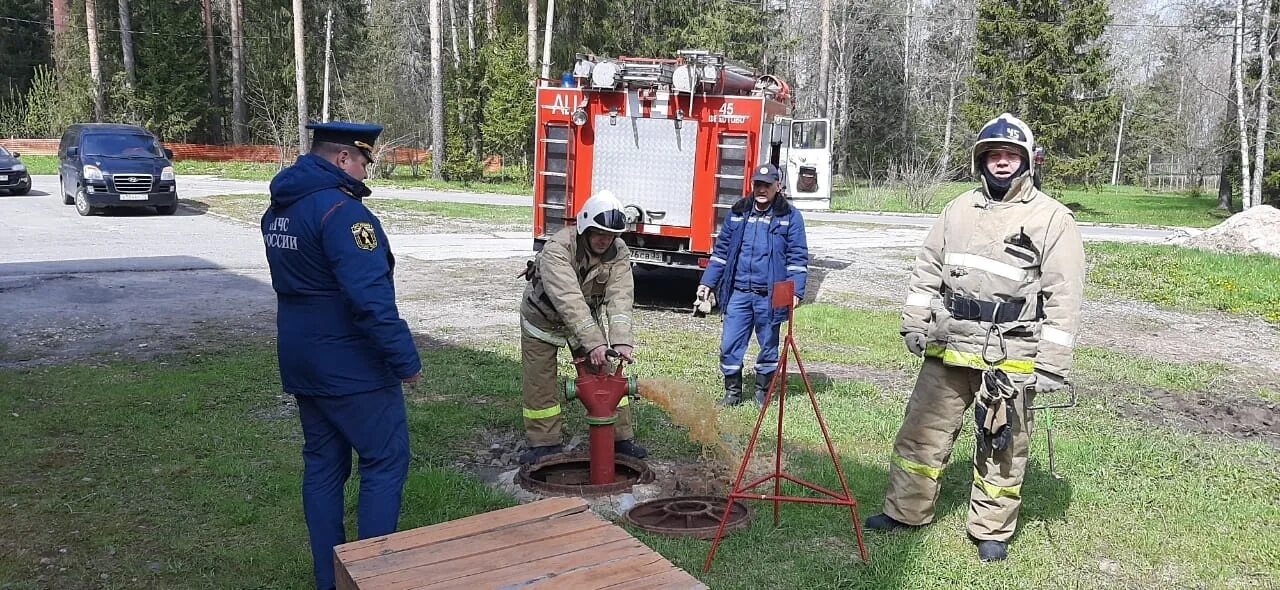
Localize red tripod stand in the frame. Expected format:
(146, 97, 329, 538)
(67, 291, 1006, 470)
(703, 280, 870, 572)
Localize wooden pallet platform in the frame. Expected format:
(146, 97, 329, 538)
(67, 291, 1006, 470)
(334, 497, 708, 590)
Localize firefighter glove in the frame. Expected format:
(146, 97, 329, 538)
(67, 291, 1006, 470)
(903, 332, 927, 357)
(1034, 370, 1066, 394)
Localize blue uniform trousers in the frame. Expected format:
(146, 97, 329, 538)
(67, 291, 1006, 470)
(719, 289, 781, 377)
(296, 385, 410, 590)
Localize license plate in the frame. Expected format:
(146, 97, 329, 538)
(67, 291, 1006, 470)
(631, 250, 664, 264)
(0, 175, 7, 182)
(119, 194, 149, 201)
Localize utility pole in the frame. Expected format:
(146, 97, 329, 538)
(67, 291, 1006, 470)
(85, 0, 104, 121)
(539, 0, 556, 83)
(1111, 101, 1128, 185)
(817, 0, 831, 117)
(293, 0, 308, 157)
(429, 0, 445, 179)
(323, 8, 333, 123)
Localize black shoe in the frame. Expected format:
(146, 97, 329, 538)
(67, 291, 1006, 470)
(754, 372, 774, 409)
(863, 513, 921, 532)
(976, 540, 1008, 562)
(615, 439, 648, 459)
(717, 373, 744, 407)
(518, 444, 562, 465)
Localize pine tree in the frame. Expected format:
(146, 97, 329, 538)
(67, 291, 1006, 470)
(963, 0, 1119, 184)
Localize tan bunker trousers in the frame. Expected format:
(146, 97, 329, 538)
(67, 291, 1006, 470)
(521, 329, 633, 447)
(884, 358, 1033, 542)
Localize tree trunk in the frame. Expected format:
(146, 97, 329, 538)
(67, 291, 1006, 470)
(817, 0, 831, 117)
(448, 0, 461, 69)
(940, 67, 960, 173)
(902, 0, 914, 143)
(201, 0, 222, 140)
(230, 0, 247, 144)
(293, 0, 308, 158)
(1218, 159, 1234, 211)
(85, 0, 104, 121)
(430, 0, 446, 180)
(1251, 0, 1273, 209)
(51, 0, 68, 37)
(1234, 0, 1252, 206)
(526, 0, 537, 69)
(486, 0, 496, 41)
(467, 0, 475, 53)
(539, 0, 554, 81)
(118, 0, 136, 88)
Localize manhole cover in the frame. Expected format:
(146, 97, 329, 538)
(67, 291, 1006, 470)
(624, 496, 752, 539)
(518, 453, 654, 497)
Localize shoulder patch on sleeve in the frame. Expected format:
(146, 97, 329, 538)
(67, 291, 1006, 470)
(351, 222, 378, 250)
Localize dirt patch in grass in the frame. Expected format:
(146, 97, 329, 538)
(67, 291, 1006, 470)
(1126, 390, 1279, 448)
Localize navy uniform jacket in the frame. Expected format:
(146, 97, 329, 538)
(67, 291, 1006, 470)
(261, 154, 421, 396)
(698, 196, 810, 321)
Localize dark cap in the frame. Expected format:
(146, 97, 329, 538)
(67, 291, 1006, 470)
(307, 121, 383, 159)
(751, 163, 781, 184)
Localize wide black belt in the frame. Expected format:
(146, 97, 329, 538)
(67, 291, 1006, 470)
(945, 293, 1026, 323)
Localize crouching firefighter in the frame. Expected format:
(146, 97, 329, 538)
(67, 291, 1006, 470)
(518, 190, 648, 465)
(863, 113, 1085, 562)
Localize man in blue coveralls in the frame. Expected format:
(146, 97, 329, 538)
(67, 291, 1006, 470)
(696, 163, 810, 408)
(261, 121, 422, 590)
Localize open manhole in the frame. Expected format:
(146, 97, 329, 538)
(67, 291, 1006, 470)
(518, 453, 654, 497)
(624, 496, 752, 539)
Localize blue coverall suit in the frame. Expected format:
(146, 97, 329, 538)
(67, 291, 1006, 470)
(699, 195, 809, 383)
(261, 154, 421, 590)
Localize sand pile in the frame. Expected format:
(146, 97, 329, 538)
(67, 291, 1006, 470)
(1183, 205, 1280, 257)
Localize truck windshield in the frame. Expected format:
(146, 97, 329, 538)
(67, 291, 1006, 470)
(791, 121, 827, 150)
(82, 134, 163, 158)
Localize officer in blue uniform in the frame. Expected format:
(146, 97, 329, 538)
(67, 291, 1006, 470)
(261, 122, 422, 590)
(697, 163, 810, 408)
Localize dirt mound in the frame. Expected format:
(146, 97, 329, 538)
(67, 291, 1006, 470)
(1183, 205, 1280, 257)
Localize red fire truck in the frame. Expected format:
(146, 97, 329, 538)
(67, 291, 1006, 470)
(532, 50, 831, 271)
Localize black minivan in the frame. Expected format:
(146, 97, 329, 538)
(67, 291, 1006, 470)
(58, 124, 179, 216)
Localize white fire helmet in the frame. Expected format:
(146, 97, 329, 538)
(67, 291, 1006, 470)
(972, 113, 1036, 177)
(577, 190, 627, 235)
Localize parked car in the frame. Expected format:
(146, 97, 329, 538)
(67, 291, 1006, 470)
(0, 145, 32, 195)
(58, 123, 178, 216)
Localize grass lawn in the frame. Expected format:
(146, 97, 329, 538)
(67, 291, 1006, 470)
(2, 305, 1275, 589)
(14, 155, 534, 196)
(181, 193, 532, 228)
(833, 182, 1231, 228)
(1087, 242, 1280, 324)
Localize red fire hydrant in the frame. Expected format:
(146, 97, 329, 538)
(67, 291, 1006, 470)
(563, 351, 638, 485)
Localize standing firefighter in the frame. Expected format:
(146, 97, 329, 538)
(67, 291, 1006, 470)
(261, 122, 421, 590)
(518, 191, 648, 465)
(863, 113, 1085, 562)
(697, 163, 810, 409)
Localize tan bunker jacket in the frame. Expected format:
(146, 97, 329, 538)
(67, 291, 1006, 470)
(902, 178, 1085, 379)
(521, 227, 635, 353)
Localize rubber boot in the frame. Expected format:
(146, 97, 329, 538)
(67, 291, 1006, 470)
(615, 439, 648, 459)
(754, 372, 773, 409)
(717, 373, 743, 407)
(518, 444, 563, 465)
(863, 513, 921, 532)
(976, 540, 1008, 562)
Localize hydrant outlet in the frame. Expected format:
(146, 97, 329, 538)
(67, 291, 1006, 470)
(563, 380, 577, 402)
(627, 376, 638, 399)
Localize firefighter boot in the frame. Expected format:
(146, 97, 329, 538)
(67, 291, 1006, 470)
(754, 372, 773, 409)
(518, 444, 563, 466)
(615, 439, 648, 459)
(976, 539, 1008, 562)
(864, 513, 922, 533)
(717, 373, 744, 407)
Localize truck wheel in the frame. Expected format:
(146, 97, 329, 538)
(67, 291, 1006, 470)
(74, 188, 96, 216)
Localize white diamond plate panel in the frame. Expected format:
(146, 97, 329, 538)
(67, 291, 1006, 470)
(591, 117, 699, 227)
